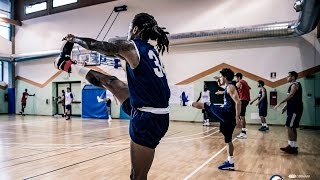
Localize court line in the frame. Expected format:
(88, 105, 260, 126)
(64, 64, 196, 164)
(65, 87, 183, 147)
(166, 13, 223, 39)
(164, 127, 217, 140)
(23, 147, 130, 180)
(0, 133, 129, 163)
(0, 125, 128, 140)
(0, 138, 128, 169)
(183, 138, 237, 180)
(0, 127, 219, 147)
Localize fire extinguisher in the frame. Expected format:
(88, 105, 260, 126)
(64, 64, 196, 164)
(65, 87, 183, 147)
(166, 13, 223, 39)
(270, 90, 277, 106)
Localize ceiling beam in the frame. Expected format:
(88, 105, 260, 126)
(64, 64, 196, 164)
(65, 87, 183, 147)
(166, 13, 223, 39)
(0, 17, 22, 26)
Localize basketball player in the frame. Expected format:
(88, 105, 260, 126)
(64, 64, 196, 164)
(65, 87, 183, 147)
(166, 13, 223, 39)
(235, 73, 251, 139)
(187, 68, 240, 170)
(97, 90, 114, 120)
(196, 85, 211, 126)
(20, 89, 35, 116)
(54, 13, 170, 179)
(58, 89, 66, 117)
(65, 87, 73, 120)
(250, 80, 269, 131)
(274, 71, 303, 154)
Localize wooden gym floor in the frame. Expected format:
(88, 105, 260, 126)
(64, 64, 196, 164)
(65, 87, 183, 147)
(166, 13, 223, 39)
(0, 115, 319, 180)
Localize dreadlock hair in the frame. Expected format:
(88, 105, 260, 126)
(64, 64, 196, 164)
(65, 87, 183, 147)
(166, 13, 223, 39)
(132, 13, 169, 55)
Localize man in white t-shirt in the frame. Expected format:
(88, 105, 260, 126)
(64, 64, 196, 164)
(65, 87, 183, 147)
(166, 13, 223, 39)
(65, 87, 73, 120)
(97, 90, 114, 120)
(196, 85, 211, 126)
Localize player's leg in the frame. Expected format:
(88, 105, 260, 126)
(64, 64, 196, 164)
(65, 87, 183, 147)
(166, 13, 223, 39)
(218, 123, 235, 170)
(130, 141, 155, 180)
(237, 100, 248, 139)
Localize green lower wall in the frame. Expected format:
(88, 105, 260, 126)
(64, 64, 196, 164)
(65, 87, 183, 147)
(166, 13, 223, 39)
(0, 88, 8, 113)
(170, 71, 320, 126)
(15, 69, 320, 126)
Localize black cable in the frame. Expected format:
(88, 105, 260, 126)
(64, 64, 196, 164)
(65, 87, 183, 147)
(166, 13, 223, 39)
(102, 11, 120, 41)
(96, 10, 114, 40)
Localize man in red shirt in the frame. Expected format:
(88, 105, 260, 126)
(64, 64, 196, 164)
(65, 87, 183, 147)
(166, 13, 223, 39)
(20, 89, 35, 116)
(235, 73, 251, 139)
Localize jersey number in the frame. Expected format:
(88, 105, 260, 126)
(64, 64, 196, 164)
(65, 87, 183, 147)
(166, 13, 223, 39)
(148, 50, 165, 78)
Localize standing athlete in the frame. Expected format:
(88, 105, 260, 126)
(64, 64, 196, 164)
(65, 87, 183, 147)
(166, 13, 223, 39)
(20, 89, 35, 116)
(187, 68, 240, 170)
(196, 85, 211, 126)
(235, 73, 251, 139)
(250, 80, 269, 131)
(54, 13, 170, 179)
(275, 71, 303, 154)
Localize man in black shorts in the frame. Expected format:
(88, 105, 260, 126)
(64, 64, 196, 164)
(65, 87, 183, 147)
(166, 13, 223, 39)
(188, 68, 240, 170)
(275, 71, 303, 154)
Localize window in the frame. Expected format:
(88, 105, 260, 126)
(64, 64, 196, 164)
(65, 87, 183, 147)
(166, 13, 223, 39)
(0, 0, 11, 40)
(25, 1, 47, 14)
(53, 0, 78, 8)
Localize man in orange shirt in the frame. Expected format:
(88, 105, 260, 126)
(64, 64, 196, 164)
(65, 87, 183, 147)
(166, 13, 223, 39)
(20, 89, 35, 116)
(235, 73, 251, 139)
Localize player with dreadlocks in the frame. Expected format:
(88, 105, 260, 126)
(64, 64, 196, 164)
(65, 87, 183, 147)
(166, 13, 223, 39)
(54, 13, 170, 179)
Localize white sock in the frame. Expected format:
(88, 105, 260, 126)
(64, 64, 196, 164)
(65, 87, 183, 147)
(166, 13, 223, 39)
(228, 156, 234, 164)
(261, 123, 264, 126)
(264, 123, 268, 127)
(72, 65, 90, 77)
(241, 128, 246, 132)
(288, 140, 294, 147)
(108, 115, 112, 119)
(293, 141, 298, 147)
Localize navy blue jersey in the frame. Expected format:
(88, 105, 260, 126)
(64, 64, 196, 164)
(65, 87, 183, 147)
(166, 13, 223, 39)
(287, 82, 303, 112)
(258, 87, 268, 105)
(223, 83, 236, 113)
(126, 39, 170, 108)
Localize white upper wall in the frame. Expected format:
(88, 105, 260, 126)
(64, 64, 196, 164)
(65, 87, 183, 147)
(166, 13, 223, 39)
(0, 35, 11, 54)
(14, 0, 319, 83)
(15, 0, 299, 54)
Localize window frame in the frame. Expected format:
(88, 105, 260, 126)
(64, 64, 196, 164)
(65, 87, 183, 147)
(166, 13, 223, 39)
(25, 1, 48, 15)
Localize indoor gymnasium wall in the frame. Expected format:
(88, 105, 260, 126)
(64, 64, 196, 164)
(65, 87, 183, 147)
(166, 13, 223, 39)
(15, 58, 123, 117)
(0, 36, 11, 54)
(0, 88, 8, 114)
(14, 0, 298, 54)
(12, 0, 320, 125)
(170, 69, 320, 126)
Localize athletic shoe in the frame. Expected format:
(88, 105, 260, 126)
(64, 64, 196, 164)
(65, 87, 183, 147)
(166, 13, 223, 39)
(65, 116, 71, 120)
(205, 119, 210, 126)
(258, 126, 265, 131)
(264, 126, 269, 131)
(54, 41, 75, 73)
(218, 161, 235, 170)
(236, 133, 247, 139)
(280, 145, 298, 154)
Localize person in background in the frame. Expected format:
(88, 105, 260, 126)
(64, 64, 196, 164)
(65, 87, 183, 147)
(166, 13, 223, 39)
(196, 85, 211, 126)
(58, 90, 66, 117)
(65, 87, 73, 120)
(20, 89, 35, 116)
(250, 80, 269, 131)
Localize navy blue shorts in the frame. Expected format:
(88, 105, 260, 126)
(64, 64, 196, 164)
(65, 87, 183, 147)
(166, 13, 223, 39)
(240, 100, 249, 116)
(121, 98, 169, 149)
(286, 111, 302, 128)
(65, 104, 71, 110)
(258, 103, 268, 117)
(204, 103, 236, 143)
